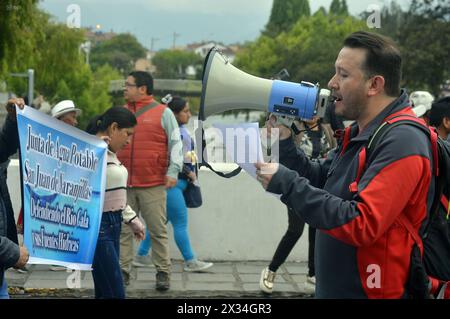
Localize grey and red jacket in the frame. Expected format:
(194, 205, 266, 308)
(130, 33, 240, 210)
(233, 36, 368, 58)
(267, 90, 435, 298)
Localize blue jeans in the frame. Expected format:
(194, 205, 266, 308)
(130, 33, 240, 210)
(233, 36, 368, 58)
(137, 179, 195, 261)
(92, 211, 125, 299)
(0, 276, 9, 299)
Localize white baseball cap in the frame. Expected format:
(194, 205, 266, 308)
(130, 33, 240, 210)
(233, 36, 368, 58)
(51, 100, 82, 118)
(410, 91, 434, 117)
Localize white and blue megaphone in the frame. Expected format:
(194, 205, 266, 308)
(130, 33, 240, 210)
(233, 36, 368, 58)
(199, 48, 331, 126)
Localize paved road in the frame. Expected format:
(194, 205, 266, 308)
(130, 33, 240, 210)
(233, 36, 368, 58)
(6, 260, 314, 299)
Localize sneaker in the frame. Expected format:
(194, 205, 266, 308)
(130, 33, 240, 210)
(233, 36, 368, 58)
(132, 255, 153, 268)
(259, 267, 276, 294)
(50, 265, 66, 271)
(183, 260, 213, 272)
(14, 266, 29, 274)
(156, 271, 170, 291)
(122, 270, 130, 286)
(304, 275, 316, 295)
(306, 275, 316, 285)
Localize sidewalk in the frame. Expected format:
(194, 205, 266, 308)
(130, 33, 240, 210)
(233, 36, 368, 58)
(5, 261, 314, 299)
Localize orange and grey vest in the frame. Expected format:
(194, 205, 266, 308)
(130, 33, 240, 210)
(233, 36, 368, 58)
(118, 96, 168, 187)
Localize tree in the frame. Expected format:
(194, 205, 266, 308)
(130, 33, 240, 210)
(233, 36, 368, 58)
(152, 50, 203, 79)
(0, 3, 122, 129)
(0, 0, 38, 63)
(264, 0, 311, 37)
(90, 34, 147, 75)
(236, 11, 367, 89)
(409, 0, 450, 20)
(329, 0, 349, 16)
(398, 0, 450, 95)
(77, 65, 122, 129)
(0, 1, 45, 80)
(314, 6, 327, 16)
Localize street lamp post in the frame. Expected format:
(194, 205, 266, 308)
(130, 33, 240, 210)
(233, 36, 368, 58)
(10, 69, 34, 106)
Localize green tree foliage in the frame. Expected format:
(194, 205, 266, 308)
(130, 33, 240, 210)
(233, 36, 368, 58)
(366, 0, 449, 95)
(398, 0, 450, 95)
(0, 2, 123, 130)
(90, 34, 147, 75)
(264, 0, 311, 37)
(0, 2, 46, 82)
(236, 11, 367, 89)
(77, 65, 123, 128)
(0, 0, 38, 63)
(152, 50, 203, 79)
(314, 6, 328, 16)
(329, 0, 349, 16)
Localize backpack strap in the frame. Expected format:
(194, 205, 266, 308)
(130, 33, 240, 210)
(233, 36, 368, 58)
(397, 213, 423, 253)
(134, 101, 161, 118)
(366, 113, 445, 239)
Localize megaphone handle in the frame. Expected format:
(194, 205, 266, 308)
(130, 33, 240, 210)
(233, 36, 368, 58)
(291, 122, 301, 135)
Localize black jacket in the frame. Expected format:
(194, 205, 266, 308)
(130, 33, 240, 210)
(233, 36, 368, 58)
(0, 114, 20, 285)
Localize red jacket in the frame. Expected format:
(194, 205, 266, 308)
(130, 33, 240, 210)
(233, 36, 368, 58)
(268, 91, 434, 298)
(118, 96, 168, 187)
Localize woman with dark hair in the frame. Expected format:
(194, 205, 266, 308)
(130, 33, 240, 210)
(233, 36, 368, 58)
(133, 95, 213, 272)
(260, 115, 335, 295)
(86, 106, 145, 298)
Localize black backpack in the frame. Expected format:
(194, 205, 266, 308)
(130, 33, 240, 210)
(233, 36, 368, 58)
(365, 113, 450, 298)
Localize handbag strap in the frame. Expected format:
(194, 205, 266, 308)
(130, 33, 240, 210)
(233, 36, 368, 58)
(135, 101, 160, 118)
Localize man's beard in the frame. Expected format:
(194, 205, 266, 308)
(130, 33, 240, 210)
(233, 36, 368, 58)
(339, 92, 366, 121)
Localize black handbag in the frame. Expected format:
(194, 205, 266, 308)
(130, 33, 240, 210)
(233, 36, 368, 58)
(183, 180, 202, 208)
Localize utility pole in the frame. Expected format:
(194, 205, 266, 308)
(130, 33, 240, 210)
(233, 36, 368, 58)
(10, 69, 34, 106)
(150, 37, 159, 52)
(172, 32, 180, 49)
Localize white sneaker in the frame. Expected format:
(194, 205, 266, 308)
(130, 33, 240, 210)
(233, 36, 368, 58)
(14, 266, 29, 274)
(306, 275, 316, 285)
(259, 267, 276, 294)
(132, 255, 153, 268)
(183, 259, 213, 272)
(304, 275, 316, 295)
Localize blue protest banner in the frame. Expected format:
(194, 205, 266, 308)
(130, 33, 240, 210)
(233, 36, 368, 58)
(17, 106, 107, 270)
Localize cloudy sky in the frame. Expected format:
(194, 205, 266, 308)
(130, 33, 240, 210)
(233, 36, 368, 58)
(39, 0, 411, 50)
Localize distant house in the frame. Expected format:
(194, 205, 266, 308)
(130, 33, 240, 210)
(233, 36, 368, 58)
(135, 57, 156, 74)
(84, 28, 117, 46)
(185, 41, 239, 63)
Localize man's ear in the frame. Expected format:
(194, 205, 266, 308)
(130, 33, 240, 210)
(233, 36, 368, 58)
(367, 75, 386, 97)
(138, 85, 147, 95)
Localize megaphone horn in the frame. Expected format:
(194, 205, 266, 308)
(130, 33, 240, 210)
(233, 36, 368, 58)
(199, 47, 329, 121)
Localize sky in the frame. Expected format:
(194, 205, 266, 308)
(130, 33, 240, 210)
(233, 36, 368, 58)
(39, 0, 412, 51)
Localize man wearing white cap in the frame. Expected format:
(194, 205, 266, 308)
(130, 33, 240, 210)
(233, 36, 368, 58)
(51, 100, 82, 127)
(410, 91, 434, 124)
(48, 99, 81, 271)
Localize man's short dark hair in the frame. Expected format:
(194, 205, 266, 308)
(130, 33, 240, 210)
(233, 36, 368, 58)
(129, 71, 153, 95)
(429, 96, 450, 127)
(343, 31, 402, 97)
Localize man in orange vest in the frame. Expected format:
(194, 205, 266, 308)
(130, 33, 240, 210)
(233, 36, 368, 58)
(118, 71, 182, 291)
